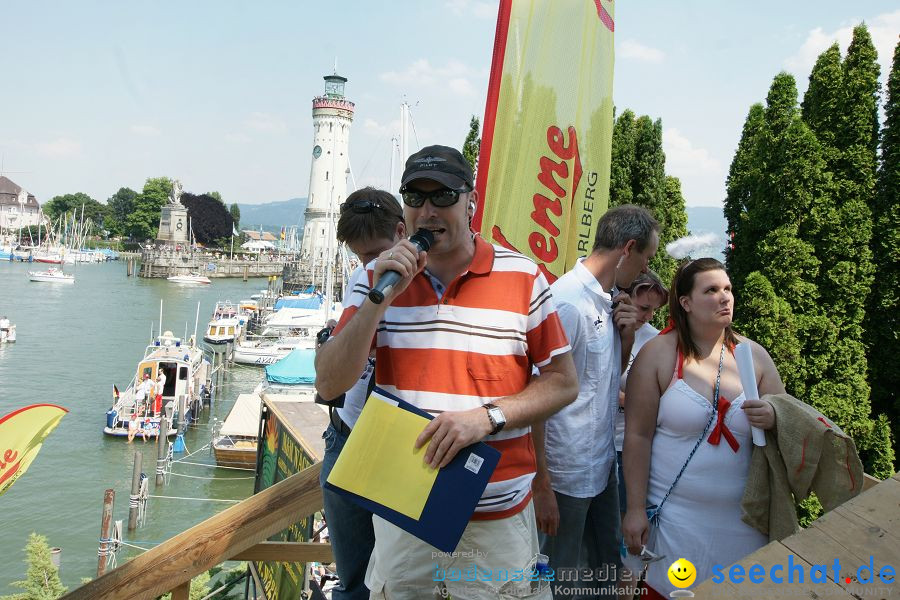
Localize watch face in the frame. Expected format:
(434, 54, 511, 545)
(313, 145, 322, 159)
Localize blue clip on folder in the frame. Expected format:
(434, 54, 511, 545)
(323, 386, 501, 552)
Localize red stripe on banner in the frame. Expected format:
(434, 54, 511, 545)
(594, 0, 615, 32)
(0, 404, 69, 426)
(472, 0, 512, 232)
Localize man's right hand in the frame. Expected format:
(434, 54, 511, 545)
(532, 472, 559, 536)
(372, 240, 427, 304)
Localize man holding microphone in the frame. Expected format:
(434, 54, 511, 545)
(316, 145, 577, 599)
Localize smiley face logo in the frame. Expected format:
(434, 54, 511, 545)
(667, 558, 697, 588)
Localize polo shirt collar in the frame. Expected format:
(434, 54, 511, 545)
(468, 234, 494, 275)
(573, 257, 612, 301)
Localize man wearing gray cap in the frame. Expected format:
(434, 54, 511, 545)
(316, 145, 577, 599)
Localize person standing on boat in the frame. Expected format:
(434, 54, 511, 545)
(135, 373, 152, 415)
(0, 316, 9, 333)
(153, 370, 166, 417)
(316, 186, 407, 600)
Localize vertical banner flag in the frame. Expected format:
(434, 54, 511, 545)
(0, 404, 68, 496)
(474, 0, 616, 283)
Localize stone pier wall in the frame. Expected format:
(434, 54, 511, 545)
(138, 248, 287, 279)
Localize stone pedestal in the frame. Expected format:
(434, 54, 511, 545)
(157, 205, 189, 244)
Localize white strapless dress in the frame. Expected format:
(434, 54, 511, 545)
(644, 376, 767, 595)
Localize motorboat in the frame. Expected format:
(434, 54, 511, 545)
(212, 392, 262, 469)
(203, 301, 248, 345)
(232, 335, 317, 365)
(28, 267, 75, 284)
(104, 331, 210, 438)
(167, 273, 211, 285)
(212, 349, 318, 469)
(0, 323, 15, 344)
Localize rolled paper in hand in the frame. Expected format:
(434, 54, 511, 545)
(734, 343, 767, 447)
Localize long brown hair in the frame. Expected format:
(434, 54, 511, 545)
(668, 258, 738, 360)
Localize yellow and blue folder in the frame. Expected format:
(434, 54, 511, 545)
(325, 387, 500, 552)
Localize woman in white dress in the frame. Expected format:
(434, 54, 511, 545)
(622, 258, 785, 597)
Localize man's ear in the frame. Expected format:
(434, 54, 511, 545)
(396, 220, 407, 239)
(468, 190, 479, 216)
(622, 238, 637, 258)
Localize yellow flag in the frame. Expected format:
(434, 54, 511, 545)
(474, 0, 616, 283)
(0, 404, 67, 496)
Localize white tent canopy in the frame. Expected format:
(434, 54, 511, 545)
(241, 240, 276, 251)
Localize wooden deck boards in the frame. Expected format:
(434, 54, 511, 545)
(694, 476, 899, 599)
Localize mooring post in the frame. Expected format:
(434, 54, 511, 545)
(97, 489, 115, 577)
(156, 418, 168, 486)
(127, 451, 143, 531)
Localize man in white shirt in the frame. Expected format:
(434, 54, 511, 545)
(153, 371, 167, 417)
(317, 186, 406, 600)
(534, 205, 659, 598)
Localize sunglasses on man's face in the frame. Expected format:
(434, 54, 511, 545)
(400, 187, 467, 208)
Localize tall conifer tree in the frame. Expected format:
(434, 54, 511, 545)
(724, 103, 765, 284)
(609, 109, 637, 207)
(867, 39, 900, 449)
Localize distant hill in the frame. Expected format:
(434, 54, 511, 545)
(686, 206, 726, 237)
(237, 197, 308, 232)
(685, 205, 728, 262)
(235, 199, 728, 256)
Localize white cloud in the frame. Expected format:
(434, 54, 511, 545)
(619, 40, 665, 64)
(245, 112, 288, 134)
(34, 138, 83, 158)
(130, 124, 160, 136)
(785, 10, 900, 79)
(224, 133, 251, 144)
(663, 128, 721, 175)
(363, 118, 400, 137)
(445, 0, 497, 19)
(380, 59, 480, 98)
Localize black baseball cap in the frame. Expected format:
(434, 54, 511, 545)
(400, 145, 474, 192)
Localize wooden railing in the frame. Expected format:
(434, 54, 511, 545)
(61, 462, 330, 600)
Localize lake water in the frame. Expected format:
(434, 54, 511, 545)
(0, 261, 271, 589)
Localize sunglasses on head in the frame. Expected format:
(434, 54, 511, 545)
(341, 199, 396, 215)
(400, 186, 469, 208)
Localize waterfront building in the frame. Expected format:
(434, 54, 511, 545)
(0, 176, 44, 230)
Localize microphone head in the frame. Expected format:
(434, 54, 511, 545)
(410, 228, 434, 252)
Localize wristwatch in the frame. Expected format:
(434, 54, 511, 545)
(483, 403, 506, 435)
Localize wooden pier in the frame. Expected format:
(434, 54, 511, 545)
(134, 248, 289, 279)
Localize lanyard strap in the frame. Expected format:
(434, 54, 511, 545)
(649, 342, 727, 523)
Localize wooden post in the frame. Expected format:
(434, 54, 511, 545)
(155, 418, 168, 486)
(171, 582, 191, 600)
(243, 265, 248, 281)
(97, 489, 115, 577)
(127, 451, 142, 531)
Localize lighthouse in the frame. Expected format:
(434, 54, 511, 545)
(301, 73, 355, 263)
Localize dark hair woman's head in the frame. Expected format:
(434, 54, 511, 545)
(668, 257, 738, 359)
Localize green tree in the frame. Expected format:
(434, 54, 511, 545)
(126, 176, 172, 241)
(105, 187, 138, 237)
(866, 38, 900, 445)
(801, 43, 844, 167)
(653, 175, 688, 290)
(631, 116, 666, 212)
(42, 193, 107, 228)
(727, 68, 894, 477)
(462, 116, 481, 175)
(229, 203, 241, 229)
(608, 109, 637, 207)
(207, 191, 224, 204)
(724, 103, 765, 281)
(2, 533, 67, 600)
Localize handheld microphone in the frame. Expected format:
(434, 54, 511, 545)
(368, 228, 434, 304)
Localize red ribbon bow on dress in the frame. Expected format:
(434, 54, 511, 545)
(707, 396, 740, 452)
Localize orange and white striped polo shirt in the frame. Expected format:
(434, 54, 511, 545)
(333, 235, 571, 519)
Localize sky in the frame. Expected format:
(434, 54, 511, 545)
(1, 1, 898, 211)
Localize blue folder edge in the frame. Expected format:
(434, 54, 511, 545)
(323, 386, 501, 552)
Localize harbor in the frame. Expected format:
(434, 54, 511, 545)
(0, 260, 266, 588)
